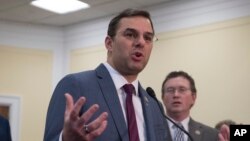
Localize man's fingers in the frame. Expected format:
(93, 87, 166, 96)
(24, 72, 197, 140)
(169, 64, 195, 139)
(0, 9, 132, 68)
(84, 112, 108, 140)
(77, 104, 100, 127)
(219, 124, 230, 141)
(218, 134, 225, 141)
(63, 94, 109, 141)
(84, 112, 108, 133)
(65, 93, 74, 117)
(70, 97, 86, 121)
(88, 120, 108, 139)
(73, 96, 86, 115)
(65, 93, 86, 121)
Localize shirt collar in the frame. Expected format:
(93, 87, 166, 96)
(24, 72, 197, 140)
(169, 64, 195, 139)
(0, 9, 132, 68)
(103, 62, 139, 95)
(167, 116, 190, 132)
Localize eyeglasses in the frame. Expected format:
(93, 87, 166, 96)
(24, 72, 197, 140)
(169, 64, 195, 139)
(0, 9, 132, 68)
(121, 28, 158, 44)
(164, 87, 191, 95)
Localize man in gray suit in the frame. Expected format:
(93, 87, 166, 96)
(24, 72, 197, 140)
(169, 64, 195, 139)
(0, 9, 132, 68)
(44, 9, 168, 141)
(161, 71, 219, 141)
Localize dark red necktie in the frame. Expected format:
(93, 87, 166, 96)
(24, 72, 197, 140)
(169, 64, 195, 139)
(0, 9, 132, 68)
(123, 84, 140, 141)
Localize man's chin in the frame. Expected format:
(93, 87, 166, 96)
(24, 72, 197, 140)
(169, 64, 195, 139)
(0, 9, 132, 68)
(131, 64, 146, 72)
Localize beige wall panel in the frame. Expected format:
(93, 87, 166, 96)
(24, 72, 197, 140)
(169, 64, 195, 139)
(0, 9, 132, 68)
(70, 45, 106, 72)
(0, 46, 53, 141)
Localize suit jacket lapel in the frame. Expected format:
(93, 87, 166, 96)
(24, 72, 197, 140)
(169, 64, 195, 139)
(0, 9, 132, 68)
(138, 84, 156, 141)
(95, 64, 129, 141)
(189, 118, 202, 141)
(166, 121, 173, 141)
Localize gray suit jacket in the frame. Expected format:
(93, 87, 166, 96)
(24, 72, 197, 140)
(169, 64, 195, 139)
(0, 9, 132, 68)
(44, 64, 168, 141)
(166, 118, 219, 141)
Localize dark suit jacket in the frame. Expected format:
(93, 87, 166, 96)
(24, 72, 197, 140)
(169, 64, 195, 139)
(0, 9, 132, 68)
(0, 115, 12, 141)
(166, 118, 219, 141)
(44, 64, 168, 141)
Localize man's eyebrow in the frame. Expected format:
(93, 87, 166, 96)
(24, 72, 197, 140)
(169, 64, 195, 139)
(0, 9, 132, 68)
(124, 28, 137, 32)
(145, 32, 154, 36)
(125, 28, 154, 35)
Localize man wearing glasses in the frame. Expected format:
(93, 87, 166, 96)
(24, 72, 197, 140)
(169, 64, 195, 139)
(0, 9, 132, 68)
(161, 71, 222, 141)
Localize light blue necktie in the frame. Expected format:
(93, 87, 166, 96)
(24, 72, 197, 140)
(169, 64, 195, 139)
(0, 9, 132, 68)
(174, 123, 184, 141)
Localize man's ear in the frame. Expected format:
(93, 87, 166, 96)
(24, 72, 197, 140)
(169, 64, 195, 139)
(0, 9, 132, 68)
(105, 36, 113, 51)
(190, 93, 197, 108)
(192, 93, 197, 101)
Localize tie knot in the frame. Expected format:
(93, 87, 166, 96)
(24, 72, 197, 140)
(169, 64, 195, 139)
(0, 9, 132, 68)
(173, 123, 184, 129)
(123, 84, 135, 95)
(177, 123, 183, 127)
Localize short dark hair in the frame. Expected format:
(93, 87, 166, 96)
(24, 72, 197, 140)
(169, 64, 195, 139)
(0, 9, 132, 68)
(107, 8, 155, 38)
(161, 71, 197, 97)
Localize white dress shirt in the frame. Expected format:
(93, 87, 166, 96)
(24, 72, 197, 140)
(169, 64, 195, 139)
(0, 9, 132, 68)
(104, 62, 146, 141)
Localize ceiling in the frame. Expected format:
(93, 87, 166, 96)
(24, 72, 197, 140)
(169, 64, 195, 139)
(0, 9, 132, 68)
(0, 0, 172, 26)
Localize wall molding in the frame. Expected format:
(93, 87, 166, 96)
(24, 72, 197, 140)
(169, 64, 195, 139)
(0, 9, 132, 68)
(65, 0, 250, 49)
